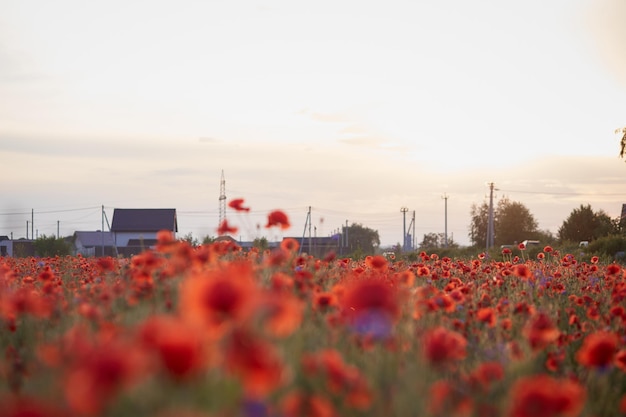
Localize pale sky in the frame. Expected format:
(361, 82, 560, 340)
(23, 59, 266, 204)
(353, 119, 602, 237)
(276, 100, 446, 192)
(1, 0, 626, 247)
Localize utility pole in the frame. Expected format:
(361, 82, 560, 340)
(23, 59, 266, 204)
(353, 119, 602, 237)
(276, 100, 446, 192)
(401, 207, 408, 251)
(412, 210, 416, 250)
(345, 220, 349, 254)
(102, 205, 105, 256)
(442, 193, 449, 248)
(57, 221, 60, 239)
(218, 170, 226, 227)
(31, 209, 34, 241)
(486, 182, 496, 251)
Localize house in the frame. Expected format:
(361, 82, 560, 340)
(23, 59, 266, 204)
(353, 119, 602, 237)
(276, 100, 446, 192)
(0, 237, 35, 257)
(283, 236, 340, 258)
(73, 231, 116, 257)
(111, 208, 178, 256)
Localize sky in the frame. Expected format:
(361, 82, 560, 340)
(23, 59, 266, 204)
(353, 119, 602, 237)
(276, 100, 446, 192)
(1, 0, 626, 248)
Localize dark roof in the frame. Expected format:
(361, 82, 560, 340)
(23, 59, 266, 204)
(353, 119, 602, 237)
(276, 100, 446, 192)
(111, 209, 178, 232)
(0, 235, 9, 242)
(74, 231, 115, 247)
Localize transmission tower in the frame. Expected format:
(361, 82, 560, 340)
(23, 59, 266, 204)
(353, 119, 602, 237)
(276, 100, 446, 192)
(486, 182, 496, 250)
(218, 170, 226, 226)
(401, 207, 408, 251)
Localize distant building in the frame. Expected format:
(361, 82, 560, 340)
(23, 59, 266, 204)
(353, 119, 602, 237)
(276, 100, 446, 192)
(0, 237, 35, 257)
(283, 236, 341, 258)
(73, 231, 116, 257)
(111, 208, 178, 256)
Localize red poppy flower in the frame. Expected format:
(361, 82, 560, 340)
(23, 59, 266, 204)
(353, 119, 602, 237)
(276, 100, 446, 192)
(63, 335, 145, 415)
(0, 396, 66, 417)
(341, 278, 400, 326)
(217, 219, 238, 235)
(312, 291, 339, 311)
(512, 264, 532, 280)
(179, 261, 257, 334)
(280, 238, 300, 253)
(365, 255, 388, 272)
(281, 390, 336, 417)
(507, 374, 585, 417)
(228, 198, 250, 212)
(301, 349, 372, 409)
(257, 291, 303, 338)
(606, 263, 621, 276)
(224, 328, 286, 397)
(523, 312, 559, 351)
(422, 326, 467, 366)
(428, 380, 473, 417)
(138, 315, 209, 380)
(575, 331, 618, 368)
(543, 246, 553, 253)
(265, 210, 291, 229)
(477, 307, 497, 327)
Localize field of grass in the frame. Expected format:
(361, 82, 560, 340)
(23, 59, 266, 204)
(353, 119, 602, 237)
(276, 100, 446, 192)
(1, 226, 625, 416)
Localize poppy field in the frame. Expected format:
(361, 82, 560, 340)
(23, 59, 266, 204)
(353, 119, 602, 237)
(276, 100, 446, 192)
(1, 210, 626, 417)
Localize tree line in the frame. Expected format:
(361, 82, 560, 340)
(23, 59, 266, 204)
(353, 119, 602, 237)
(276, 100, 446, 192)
(466, 198, 620, 248)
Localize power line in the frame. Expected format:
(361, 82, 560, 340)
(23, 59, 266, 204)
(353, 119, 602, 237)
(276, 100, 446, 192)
(498, 189, 625, 197)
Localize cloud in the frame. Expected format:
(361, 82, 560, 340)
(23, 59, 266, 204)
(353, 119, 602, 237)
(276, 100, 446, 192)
(198, 137, 220, 143)
(583, 0, 626, 88)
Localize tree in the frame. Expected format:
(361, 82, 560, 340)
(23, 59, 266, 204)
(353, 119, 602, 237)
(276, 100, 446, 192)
(33, 235, 71, 257)
(419, 232, 457, 250)
(494, 197, 539, 246)
(344, 223, 380, 257)
(253, 237, 269, 252)
(468, 197, 539, 247)
(617, 127, 626, 159)
(469, 202, 490, 248)
(180, 232, 199, 247)
(558, 204, 616, 243)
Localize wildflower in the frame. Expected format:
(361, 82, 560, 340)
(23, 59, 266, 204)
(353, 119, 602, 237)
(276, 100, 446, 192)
(428, 379, 473, 416)
(469, 361, 504, 390)
(507, 374, 585, 417)
(543, 246, 553, 253)
(228, 198, 250, 212)
(266, 210, 291, 230)
(280, 237, 299, 253)
(590, 256, 599, 264)
(217, 219, 238, 235)
(422, 326, 467, 366)
(0, 396, 66, 417)
(301, 349, 372, 410)
(523, 312, 559, 351)
(224, 328, 286, 397)
(138, 315, 208, 380)
(257, 291, 303, 338)
(365, 255, 388, 272)
(281, 390, 336, 417)
(341, 278, 400, 338)
(477, 307, 497, 327)
(63, 334, 145, 415)
(512, 264, 533, 280)
(606, 263, 621, 276)
(312, 291, 339, 311)
(179, 261, 257, 335)
(576, 331, 618, 368)
(416, 266, 430, 277)
(518, 243, 526, 250)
